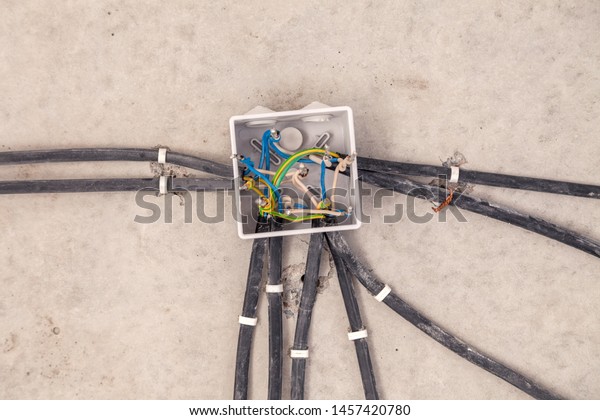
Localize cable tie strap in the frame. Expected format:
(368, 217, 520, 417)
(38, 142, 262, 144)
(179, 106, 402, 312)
(450, 166, 460, 183)
(374, 284, 391, 302)
(347, 329, 368, 341)
(159, 176, 168, 195)
(266, 284, 284, 293)
(157, 147, 167, 164)
(290, 349, 309, 359)
(238, 316, 257, 326)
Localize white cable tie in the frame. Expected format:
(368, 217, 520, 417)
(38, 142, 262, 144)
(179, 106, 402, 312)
(158, 147, 167, 164)
(159, 176, 168, 195)
(347, 329, 368, 341)
(266, 284, 284, 293)
(374, 284, 391, 302)
(450, 166, 460, 183)
(290, 349, 309, 359)
(238, 316, 257, 326)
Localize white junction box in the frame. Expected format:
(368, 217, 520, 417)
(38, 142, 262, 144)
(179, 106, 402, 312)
(229, 102, 361, 239)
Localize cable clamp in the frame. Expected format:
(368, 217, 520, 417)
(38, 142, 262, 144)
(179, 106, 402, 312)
(347, 329, 368, 341)
(159, 176, 168, 195)
(266, 284, 284, 293)
(238, 316, 257, 326)
(157, 147, 167, 164)
(290, 349, 309, 359)
(450, 166, 460, 183)
(374, 284, 391, 302)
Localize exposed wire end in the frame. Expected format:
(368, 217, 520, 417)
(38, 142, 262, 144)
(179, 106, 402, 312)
(432, 187, 454, 213)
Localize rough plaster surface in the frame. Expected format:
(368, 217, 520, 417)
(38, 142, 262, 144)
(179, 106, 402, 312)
(1, 1, 599, 399)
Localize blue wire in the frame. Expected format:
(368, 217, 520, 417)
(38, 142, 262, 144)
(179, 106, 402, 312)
(240, 157, 280, 201)
(258, 130, 276, 171)
(320, 160, 327, 201)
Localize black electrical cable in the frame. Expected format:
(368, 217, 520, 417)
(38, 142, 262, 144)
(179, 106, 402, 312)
(171, 178, 233, 191)
(5, 148, 600, 199)
(0, 148, 233, 178)
(357, 157, 600, 199)
(0, 177, 232, 194)
(290, 221, 324, 400)
(326, 231, 563, 400)
(360, 171, 600, 260)
(233, 216, 270, 400)
(327, 237, 379, 400)
(267, 219, 284, 400)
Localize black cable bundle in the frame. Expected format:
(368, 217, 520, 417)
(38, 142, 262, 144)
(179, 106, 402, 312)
(358, 156, 600, 199)
(360, 171, 600, 259)
(1, 147, 597, 400)
(290, 221, 325, 400)
(327, 236, 379, 399)
(267, 219, 284, 399)
(326, 231, 562, 400)
(233, 216, 270, 400)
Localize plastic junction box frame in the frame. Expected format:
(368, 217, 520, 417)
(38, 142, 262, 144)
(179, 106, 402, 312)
(229, 102, 361, 239)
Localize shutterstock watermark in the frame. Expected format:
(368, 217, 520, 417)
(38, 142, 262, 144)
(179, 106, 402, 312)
(133, 182, 467, 225)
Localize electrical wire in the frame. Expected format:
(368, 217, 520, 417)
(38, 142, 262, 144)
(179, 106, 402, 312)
(0, 177, 232, 194)
(273, 149, 339, 187)
(320, 160, 327, 201)
(264, 129, 313, 164)
(325, 231, 563, 400)
(357, 156, 600, 199)
(360, 171, 600, 259)
(233, 216, 270, 400)
(267, 219, 284, 399)
(331, 156, 351, 210)
(240, 158, 280, 200)
(243, 147, 343, 220)
(0, 148, 232, 178)
(289, 209, 344, 217)
(292, 171, 320, 209)
(290, 220, 325, 400)
(327, 237, 379, 400)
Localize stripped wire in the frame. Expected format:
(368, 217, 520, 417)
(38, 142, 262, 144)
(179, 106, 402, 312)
(432, 188, 454, 213)
(331, 156, 352, 211)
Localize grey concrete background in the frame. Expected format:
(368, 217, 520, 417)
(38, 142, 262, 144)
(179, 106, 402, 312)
(1, 0, 599, 399)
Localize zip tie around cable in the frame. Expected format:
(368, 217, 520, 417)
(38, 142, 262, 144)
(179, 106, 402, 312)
(159, 176, 168, 195)
(238, 315, 257, 326)
(290, 349, 309, 359)
(374, 284, 391, 302)
(347, 329, 368, 341)
(450, 166, 460, 183)
(157, 147, 167, 164)
(265, 284, 284, 293)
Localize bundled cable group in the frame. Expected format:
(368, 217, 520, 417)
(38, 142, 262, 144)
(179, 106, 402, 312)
(1, 142, 599, 400)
